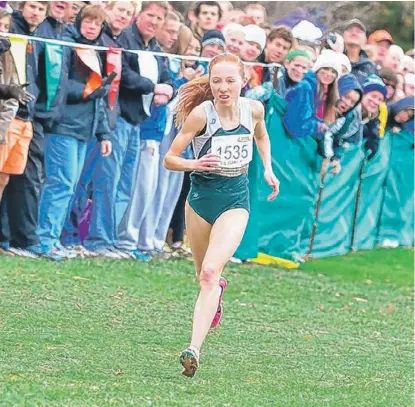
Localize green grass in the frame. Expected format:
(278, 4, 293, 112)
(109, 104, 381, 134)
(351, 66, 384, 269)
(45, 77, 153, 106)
(0, 248, 413, 407)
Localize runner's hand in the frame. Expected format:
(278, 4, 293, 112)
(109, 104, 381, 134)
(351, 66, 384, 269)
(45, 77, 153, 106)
(264, 169, 279, 201)
(192, 153, 221, 172)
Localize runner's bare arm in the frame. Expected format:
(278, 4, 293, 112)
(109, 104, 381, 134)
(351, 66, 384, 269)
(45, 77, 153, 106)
(164, 105, 220, 172)
(251, 100, 272, 172)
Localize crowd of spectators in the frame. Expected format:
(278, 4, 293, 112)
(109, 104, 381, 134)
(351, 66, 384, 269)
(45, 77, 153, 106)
(0, 1, 413, 261)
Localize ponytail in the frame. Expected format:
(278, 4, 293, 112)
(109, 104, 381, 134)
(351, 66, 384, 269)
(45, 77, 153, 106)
(175, 75, 213, 127)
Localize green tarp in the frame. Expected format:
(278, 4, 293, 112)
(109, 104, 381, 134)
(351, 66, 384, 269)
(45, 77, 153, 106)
(242, 92, 414, 261)
(378, 130, 414, 247)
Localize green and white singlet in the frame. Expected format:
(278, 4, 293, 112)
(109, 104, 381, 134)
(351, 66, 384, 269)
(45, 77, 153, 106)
(188, 97, 254, 225)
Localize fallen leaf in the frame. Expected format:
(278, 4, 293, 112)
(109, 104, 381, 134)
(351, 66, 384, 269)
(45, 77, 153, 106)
(319, 304, 325, 311)
(354, 297, 368, 303)
(365, 280, 373, 285)
(386, 304, 395, 313)
(304, 335, 312, 341)
(72, 276, 90, 281)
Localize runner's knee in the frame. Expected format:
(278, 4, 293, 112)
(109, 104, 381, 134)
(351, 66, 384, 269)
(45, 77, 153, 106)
(199, 263, 219, 289)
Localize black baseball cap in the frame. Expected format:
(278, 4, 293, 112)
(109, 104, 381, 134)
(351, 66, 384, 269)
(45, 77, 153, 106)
(344, 18, 367, 34)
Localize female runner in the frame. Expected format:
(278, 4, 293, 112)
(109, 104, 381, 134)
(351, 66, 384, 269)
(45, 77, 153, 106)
(164, 53, 280, 377)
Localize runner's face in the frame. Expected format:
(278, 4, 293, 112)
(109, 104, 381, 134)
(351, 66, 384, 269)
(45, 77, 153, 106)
(210, 62, 243, 106)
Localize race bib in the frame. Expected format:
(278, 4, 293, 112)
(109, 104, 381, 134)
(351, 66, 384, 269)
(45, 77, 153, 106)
(211, 134, 253, 169)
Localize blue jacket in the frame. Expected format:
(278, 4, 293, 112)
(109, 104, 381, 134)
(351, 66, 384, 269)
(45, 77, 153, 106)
(283, 71, 325, 138)
(11, 10, 40, 121)
(319, 74, 364, 160)
(34, 16, 68, 130)
(346, 50, 378, 85)
(117, 24, 173, 125)
(50, 23, 110, 142)
(387, 97, 414, 129)
(99, 24, 124, 130)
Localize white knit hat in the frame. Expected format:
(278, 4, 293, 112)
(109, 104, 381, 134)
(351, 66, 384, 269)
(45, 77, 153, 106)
(243, 24, 267, 52)
(222, 23, 245, 39)
(337, 53, 352, 74)
(405, 73, 415, 86)
(312, 49, 342, 77)
(292, 20, 322, 43)
(401, 55, 415, 73)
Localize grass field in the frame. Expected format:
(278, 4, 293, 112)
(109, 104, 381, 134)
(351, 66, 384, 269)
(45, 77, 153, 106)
(0, 248, 413, 407)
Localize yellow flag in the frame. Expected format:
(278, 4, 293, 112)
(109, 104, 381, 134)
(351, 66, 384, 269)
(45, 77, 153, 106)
(9, 36, 27, 85)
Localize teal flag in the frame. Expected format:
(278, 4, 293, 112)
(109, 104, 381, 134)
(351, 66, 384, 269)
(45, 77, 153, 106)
(45, 44, 64, 111)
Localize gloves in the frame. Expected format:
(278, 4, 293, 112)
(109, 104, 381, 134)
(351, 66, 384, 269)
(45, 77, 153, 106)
(86, 71, 117, 101)
(0, 37, 11, 55)
(0, 84, 35, 105)
(364, 137, 379, 160)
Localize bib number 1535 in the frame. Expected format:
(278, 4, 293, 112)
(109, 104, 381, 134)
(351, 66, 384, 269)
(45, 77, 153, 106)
(211, 134, 253, 169)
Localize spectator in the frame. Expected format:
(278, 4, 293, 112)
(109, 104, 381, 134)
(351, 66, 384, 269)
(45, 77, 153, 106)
(220, 8, 245, 26)
(383, 44, 404, 72)
(319, 74, 363, 175)
(64, 1, 87, 24)
(83, 1, 173, 260)
(200, 29, 225, 58)
(342, 18, 377, 84)
(395, 72, 406, 101)
(338, 53, 352, 75)
(245, 49, 310, 102)
(156, 11, 181, 52)
(167, 24, 196, 56)
(259, 21, 272, 36)
(104, 1, 137, 39)
(0, 34, 35, 203)
(401, 55, 415, 74)
(363, 44, 378, 63)
(297, 43, 318, 67)
(223, 22, 245, 57)
(387, 96, 414, 132)
(368, 29, 394, 66)
(361, 74, 388, 160)
(60, 0, 138, 252)
(404, 73, 415, 97)
(284, 49, 341, 139)
(35, 5, 112, 260)
(244, 3, 266, 25)
(0, 7, 11, 31)
(240, 24, 266, 62)
(49, 1, 69, 22)
(0, 1, 47, 258)
(379, 67, 398, 102)
(258, 26, 294, 82)
(193, 1, 222, 41)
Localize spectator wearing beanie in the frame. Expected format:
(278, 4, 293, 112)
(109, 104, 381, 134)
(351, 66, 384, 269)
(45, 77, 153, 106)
(283, 50, 341, 139)
(361, 74, 388, 160)
(368, 29, 394, 66)
(387, 96, 414, 133)
(342, 18, 377, 84)
(201, 29, 225, 58)
(318, 74, 364, 174)
(240, 24, 266, 62)
(383, 45, 404, 72)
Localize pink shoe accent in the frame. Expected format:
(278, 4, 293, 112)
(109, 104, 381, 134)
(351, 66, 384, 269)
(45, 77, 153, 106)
(211, 277, 227, 328)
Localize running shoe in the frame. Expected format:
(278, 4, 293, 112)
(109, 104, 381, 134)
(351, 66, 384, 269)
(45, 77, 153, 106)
(211, 277, 228, 329)
(179, 347, 199, 378)
(123, 249, 152, 262)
